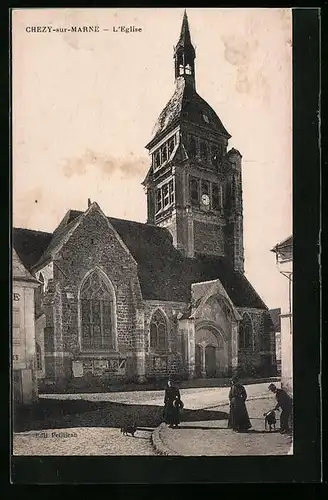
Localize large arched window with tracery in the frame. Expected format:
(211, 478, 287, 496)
(239, 314, 253, 349)
(150, 310, 168, 351)
(239, 314, 253, 350)
(80, 270, 115, 351)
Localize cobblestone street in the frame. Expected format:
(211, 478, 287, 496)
(13, 427, 155, 456)
(13, 382, 291, 456)
(155, 398, 293, 456)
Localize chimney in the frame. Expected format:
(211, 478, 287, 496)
(88, 198, 91, 208)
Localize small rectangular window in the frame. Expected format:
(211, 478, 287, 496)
(154, 151, 161, 169)
(200, 141, 207, 159)
(162, 143, 168, 163)
(168, 137, 175, 156)
(201, 180, 210, 195)
(212, 183, 220, 210)
(156, 188, 163, 213)
(211, 145, 219, 165)
(190, 178, 199, 205)
(163, 184, 169, 208)
(13, 308, 20, 328)
(189, 136, 197, 158)
(169, 180, 175, 204)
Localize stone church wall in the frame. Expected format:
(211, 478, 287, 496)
(236, 308, 277, 377)
(144, 300, 189, 381)
(39, 208, 145, 390)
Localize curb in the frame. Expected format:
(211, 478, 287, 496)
(151, 395, 273, 456)
(151, 423, 180, 456)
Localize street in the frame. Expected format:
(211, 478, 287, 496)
(13, 382, 292, 456)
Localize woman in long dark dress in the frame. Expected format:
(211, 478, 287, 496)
(227, 376, 252, 432)
(163, 379, 182, 428)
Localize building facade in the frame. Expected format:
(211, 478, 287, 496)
(271, 236, 293, 394)
(270, 308, 282, 375)
(12, 249, 40, 405)
(13, 12, 277, 391)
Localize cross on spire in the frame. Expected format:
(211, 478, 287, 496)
(174, 9, 196, 88)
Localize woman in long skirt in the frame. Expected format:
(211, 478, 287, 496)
(227, 376, 252, 432)
(163, 379, 182, 428)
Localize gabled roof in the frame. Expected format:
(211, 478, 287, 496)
(271, 235, 293, 253)
(13, 228, 52, 271)
(12, 248, 40, 284)
(13, 210, 267, 309)
(146, 77, 231, 147)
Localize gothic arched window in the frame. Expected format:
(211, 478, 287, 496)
(36, 342, 42, 371)
(80, 270, 115, 351)
(35, 273, 44, 318)
(239, 314, 253, 349)
(150, 310, 168, 351)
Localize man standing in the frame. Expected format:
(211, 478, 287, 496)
(268, 383, 293, 434)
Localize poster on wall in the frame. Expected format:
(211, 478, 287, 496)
(72, 361, 84, 378)
(117, 358, 126, 375)
(154, 356, 167, 371)
(93, 359, 109, 375)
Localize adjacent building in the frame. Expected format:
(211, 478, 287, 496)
(269, 308, 282, 375)
(270, 236, 293, 394)
(12, 249, 40, 405)
(12, 11, 277, 390)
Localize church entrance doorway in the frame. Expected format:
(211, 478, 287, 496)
(205, 345, 216, 377)
(195, 344, 202, 378)
(195, 324, 229, 378)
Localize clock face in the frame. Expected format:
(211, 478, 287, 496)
(201, 194, 210, 206)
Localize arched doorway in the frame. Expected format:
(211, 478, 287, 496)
(205, 345, 216, 377)
(195, 324, 228, 378)
(195, 345, 202, 378)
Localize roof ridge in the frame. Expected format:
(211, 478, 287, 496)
(13, 227, 53, 236)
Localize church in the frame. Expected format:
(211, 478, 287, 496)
(13, 11, 277, 391)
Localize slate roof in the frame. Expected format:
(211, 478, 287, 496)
(13, 211, 267, 309)
(12, 248, 40, 283)
(271, 235, 293, 253)
(147, 77, 231, 146)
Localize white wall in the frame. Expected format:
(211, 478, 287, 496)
(12, 282, 38, 404)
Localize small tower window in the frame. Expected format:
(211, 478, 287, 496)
(200, 141, 207, 159)
(154, 151, 161, 169)
(156, 188, 163, 213)
(169, 179, 175, 204)
(190, 177, 200, 206)
(168, 137, 175, 156)
(201, 180, 210, 196)
(203, 114, 209, 123)
(162, 143, 168, 163)
(163, 183, 169, 208)
(189, 136, 197, 158)
(211, 145, 219, 165)
(179, 64, 184, 75)
(185, 64, 192, 75)
(212, 183, 220, 211)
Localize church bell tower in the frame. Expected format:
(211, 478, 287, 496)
(143, 10, 244, 273)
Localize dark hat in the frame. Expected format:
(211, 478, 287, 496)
(230, 375, 239, 383)
(268, 383, 276, 390)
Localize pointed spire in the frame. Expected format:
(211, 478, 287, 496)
(176, 9, 194, 52)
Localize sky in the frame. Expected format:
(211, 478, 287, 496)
(12, 8, 292, 310)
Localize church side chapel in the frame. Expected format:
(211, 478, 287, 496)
(13, 11, 277, 391)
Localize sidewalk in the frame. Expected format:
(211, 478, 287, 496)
(152, 397, 293, 456)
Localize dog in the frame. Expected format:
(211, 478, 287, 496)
(120, 423, 137, 437)
(263, 410, 276, 432)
